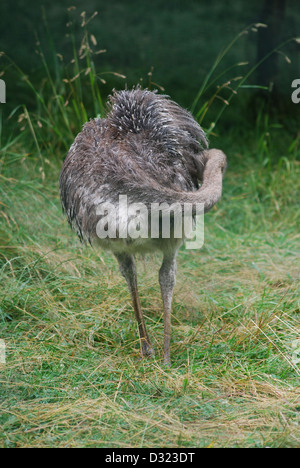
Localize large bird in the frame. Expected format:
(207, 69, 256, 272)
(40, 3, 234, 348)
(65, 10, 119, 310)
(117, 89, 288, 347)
(60, 88, 227, 365)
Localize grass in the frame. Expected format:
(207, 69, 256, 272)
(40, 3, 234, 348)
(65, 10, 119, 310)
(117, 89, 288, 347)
(0, 126, 299, 447)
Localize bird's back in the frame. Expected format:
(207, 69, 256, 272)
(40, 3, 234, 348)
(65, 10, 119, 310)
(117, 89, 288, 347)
(59, 89, 208, 250)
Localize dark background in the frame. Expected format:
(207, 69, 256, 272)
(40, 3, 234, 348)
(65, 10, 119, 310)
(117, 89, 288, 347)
(1, 0, 300, 130)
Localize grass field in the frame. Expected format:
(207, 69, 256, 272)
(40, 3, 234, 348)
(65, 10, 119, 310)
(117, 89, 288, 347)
(0, 119, 299, 447)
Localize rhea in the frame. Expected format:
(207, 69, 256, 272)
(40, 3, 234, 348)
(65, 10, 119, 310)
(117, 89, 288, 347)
(59, 88, 227, 365)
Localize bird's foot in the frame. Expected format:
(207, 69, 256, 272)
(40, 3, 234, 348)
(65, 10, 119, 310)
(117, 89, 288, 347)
(163, 357, 171, 367)
(141, 341, 155, 359)
(163, 349, 171, 367)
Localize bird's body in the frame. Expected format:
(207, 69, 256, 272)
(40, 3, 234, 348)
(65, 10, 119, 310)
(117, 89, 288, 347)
(60, 88, 226, 364)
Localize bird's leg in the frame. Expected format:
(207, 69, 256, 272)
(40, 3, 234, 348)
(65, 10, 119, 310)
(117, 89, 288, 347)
(159, 251, 177, 366)
(115, 253, 154, 358)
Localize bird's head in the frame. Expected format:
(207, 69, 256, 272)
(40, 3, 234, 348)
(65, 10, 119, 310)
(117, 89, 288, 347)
(203, 148, 227, 176)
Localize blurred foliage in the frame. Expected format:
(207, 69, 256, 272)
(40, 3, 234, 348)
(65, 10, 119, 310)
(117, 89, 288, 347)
(0, 0, 299, 110)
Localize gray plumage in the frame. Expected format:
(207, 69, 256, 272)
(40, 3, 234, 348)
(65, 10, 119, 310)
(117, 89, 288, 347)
(60, 88, 227, 364)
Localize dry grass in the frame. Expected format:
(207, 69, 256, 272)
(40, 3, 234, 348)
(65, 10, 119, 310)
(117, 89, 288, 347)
(0, 136, 299, 448)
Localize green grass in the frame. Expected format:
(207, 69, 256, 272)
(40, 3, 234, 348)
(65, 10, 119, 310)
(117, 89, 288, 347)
(0, 128, 299, 447)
